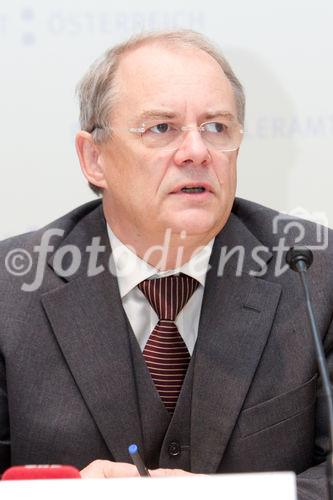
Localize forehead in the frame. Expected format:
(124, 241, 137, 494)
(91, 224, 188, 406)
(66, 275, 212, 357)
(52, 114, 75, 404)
(112, 43, 237, 120)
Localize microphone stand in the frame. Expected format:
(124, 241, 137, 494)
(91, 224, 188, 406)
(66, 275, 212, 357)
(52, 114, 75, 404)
(286, 247, 333, 500)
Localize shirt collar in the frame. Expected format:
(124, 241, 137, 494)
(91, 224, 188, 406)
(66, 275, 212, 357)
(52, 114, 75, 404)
(107, 225, 214, 299)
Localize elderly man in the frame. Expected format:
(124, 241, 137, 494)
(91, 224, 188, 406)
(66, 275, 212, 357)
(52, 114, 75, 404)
(0, 31, 332, 499)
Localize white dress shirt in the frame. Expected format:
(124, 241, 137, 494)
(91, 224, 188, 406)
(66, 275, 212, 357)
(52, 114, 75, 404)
(107, 226, 214, 355)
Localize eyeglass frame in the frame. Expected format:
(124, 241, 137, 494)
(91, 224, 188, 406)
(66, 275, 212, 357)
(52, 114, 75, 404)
(89, 119, 244, 152)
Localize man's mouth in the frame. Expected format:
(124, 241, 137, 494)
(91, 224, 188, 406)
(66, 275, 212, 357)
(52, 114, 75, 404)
(170, 182, 212, 194)
(181, 186, 206, 193)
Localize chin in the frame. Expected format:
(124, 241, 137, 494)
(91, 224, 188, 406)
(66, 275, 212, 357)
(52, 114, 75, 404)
(167, 212, 222, 238)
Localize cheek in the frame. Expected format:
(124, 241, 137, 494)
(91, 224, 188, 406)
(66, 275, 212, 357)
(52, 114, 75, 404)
(214, 154, 237, 189)
(101, 151, 139, 190)
(138, 151, 170, 193)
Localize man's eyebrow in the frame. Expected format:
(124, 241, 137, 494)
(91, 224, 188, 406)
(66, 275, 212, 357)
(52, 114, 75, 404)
(135, 110, 237, 122)
(136, 110, 179, 121)
(204, 111, 237, 121)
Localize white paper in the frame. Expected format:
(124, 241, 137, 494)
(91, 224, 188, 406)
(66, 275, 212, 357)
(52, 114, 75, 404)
(0, 471, 297, 500)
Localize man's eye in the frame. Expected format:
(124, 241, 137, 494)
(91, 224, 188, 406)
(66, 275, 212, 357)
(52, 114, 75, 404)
(148, 123, 171, 134)
(203, 122, 226, 133)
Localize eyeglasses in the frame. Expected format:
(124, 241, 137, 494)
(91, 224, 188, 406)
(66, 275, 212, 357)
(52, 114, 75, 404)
(90, 120, 243, 152)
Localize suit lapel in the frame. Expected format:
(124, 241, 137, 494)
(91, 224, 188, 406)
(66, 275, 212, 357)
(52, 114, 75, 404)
(38, 202, 282, 469)
(191, 214, 282, 472)
(41, 204, 143, 461)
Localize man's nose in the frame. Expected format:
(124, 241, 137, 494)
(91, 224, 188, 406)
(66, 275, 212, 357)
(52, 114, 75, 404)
(173, 129, 211, 166)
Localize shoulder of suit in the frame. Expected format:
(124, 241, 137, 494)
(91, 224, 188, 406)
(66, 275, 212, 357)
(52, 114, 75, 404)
(233, 197, 333, 255)
(0, 199, 103, 295)
(0, 198, 102, 252)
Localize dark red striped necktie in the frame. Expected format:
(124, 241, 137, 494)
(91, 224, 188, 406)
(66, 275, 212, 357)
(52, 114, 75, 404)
(138, 274, 199, 413)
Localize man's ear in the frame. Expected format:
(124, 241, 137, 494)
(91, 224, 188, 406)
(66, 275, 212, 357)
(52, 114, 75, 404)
(75, 131, 107, 190)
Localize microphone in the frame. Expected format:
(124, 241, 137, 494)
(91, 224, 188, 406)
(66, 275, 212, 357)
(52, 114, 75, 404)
(1, 464, 81, 480)
(286, 246, 333, 500)
(286, 246, 313, 272)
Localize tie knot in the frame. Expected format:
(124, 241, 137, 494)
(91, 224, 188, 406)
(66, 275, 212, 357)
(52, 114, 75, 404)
(138, 274, 199, 321)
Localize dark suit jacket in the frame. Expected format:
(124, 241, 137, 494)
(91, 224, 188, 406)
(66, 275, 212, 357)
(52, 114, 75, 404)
(0, 198, 332, 499)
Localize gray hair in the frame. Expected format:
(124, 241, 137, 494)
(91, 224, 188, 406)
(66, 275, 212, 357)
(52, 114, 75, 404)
(76, 30, 245, 195)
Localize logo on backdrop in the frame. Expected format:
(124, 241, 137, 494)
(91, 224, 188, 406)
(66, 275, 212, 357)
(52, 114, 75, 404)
(21, 7, 35, 45)
(245, 114, 333, 140)
(0, 6, 206, 45)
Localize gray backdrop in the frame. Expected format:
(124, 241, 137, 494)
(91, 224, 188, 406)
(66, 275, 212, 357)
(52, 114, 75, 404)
(1, 0, 332, 239)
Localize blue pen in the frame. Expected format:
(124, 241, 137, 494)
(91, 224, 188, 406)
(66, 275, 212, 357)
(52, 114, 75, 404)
(128, 444, 150, 477)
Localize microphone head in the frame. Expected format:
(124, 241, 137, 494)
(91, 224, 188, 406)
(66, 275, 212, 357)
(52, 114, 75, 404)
(286, 246, 313, 272)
